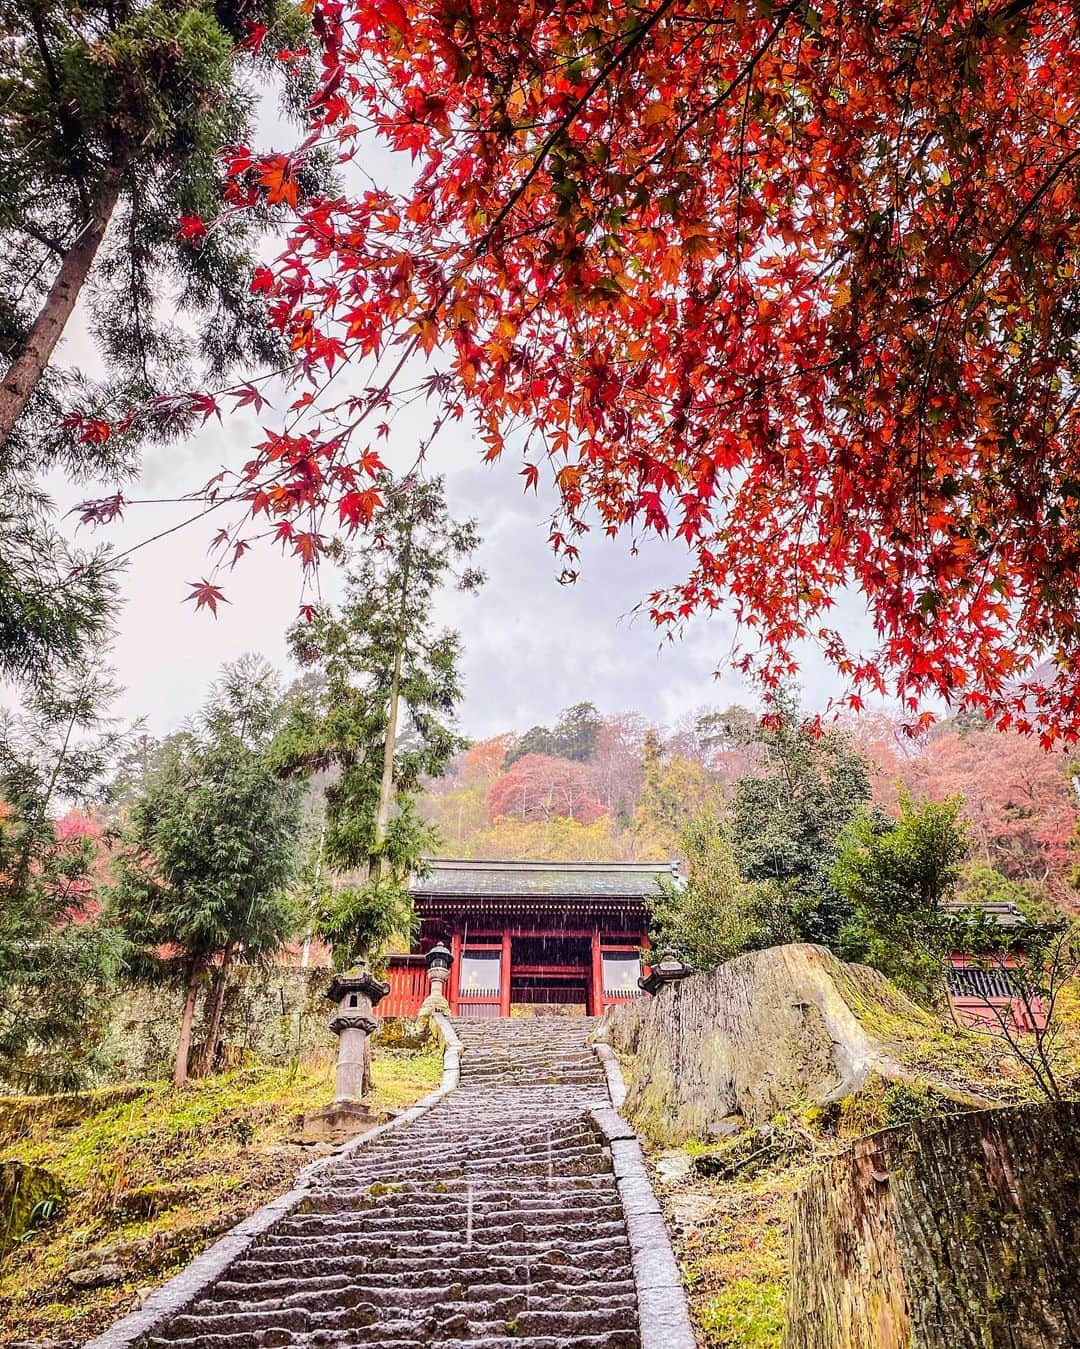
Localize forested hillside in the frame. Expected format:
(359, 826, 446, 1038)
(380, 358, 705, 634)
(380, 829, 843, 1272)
(419, 699, 1078, 898)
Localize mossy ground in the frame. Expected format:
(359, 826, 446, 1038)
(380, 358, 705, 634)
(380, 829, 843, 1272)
(655, 1146, 806, 1349)
(0, 1043, 442, 1344)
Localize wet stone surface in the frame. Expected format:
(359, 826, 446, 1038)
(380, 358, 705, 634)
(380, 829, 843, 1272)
(143, 1017, 641, 1349)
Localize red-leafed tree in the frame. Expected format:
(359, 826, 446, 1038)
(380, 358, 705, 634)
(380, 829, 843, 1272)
(487, 753, 607, 824)
(460, 734, 517, 783)
(84, 0, 1080, 740)
(891, 721, 1078, 885)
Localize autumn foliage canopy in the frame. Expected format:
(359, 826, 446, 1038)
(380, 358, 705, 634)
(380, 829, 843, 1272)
(80, 0, 1080, 739)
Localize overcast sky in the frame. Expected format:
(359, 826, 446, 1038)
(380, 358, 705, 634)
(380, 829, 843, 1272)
(49, 400, 758, 740)
(47, 385, 892, 744)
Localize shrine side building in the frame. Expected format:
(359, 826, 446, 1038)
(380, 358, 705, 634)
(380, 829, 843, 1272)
(380, 859, 678, 1018)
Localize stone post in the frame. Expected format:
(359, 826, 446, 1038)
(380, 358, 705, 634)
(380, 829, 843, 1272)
(417, 942, 453, 1019)
(326, 969, 389, 1102)
(637, 956, 692, 996)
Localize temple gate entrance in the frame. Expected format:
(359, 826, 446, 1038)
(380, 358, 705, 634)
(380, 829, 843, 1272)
(509, 935, 591, 1014)
(380, 860, 682, 1018)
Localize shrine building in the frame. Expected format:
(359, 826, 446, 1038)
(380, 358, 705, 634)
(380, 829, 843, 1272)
(378, 859, 679, 1018)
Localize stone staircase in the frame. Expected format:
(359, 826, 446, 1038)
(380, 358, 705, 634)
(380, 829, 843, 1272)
(140, 1016, 641, 1349)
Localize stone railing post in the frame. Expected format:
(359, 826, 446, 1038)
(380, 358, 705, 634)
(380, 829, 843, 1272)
(326, 969, 389, 1102)
(418, 942, 453, 1018)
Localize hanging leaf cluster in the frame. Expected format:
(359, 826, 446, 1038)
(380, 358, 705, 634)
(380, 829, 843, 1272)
(83, 0, 1080, 739)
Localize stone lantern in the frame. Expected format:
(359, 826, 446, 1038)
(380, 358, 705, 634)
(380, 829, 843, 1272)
(418, 942, 453, 1018)
(326, 968, 390, 1102)
(638, 955, 692, 996)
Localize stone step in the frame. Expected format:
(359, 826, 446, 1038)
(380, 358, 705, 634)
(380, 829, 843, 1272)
(224, 1253, 635, 1285)
(151, 1330, 636, 1349)
(203, 1277, 638, 1315)
(268, 1215, 629, 1245)
(307, 1193, 626, 1221)
(314, 1175, 621, 1203)
(138, 1015, 642, 1349)
(321, 1129, 605, 1166)
(325, 1153, 611, 1181)
(159, 1302, 639, 1342)
(246, 1234, 629, 1265)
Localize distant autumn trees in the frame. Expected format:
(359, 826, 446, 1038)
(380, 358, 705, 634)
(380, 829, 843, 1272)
(849, 715, 1077, 889)
(487, 754, 606, 826)
(419, 701, 1080, 918)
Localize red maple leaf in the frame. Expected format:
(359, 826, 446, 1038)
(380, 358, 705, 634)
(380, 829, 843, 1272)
(177, 216, 207, 242)
(185, 579, 229, 616)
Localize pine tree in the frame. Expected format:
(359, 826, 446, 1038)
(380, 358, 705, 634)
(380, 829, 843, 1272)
(0, 0, 316, 455)
(0, 647, 126, 1091)
(271, 474, 482, 969)
(728, 691, 872, 945)
(109, 656, 303, 1085)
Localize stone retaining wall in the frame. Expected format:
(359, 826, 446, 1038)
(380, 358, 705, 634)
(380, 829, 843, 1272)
(99, 966, 335, 1082)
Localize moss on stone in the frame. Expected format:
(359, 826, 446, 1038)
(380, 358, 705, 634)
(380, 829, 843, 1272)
(0, 1161, 62, 1257)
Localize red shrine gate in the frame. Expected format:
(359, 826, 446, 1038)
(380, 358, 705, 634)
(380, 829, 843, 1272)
(379, 860, 678, 1018)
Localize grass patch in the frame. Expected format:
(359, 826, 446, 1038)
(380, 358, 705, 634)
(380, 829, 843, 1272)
(697, 1277, 787, 1348)
(0, 1043, 442, 1344)
(651, 1138, 808, 1349)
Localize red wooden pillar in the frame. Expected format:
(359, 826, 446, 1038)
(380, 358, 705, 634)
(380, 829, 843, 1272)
(590, 928, 604, 1016)
(449, 930, 462, 1015)
(499, 929, 512, 1017)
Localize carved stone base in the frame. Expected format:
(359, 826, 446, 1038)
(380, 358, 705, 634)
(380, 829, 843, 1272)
(293, 1101, 381, 1146)
(418, 992, 451, 1020)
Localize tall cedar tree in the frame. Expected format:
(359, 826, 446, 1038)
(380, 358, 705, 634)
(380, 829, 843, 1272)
(0, 0, 316, 695)
(0, 649, 126, 1091)
(0, 0, 315, 454)
(271, 474, 482, 969)
(728, 693, 872, 945)
(0, 485, 115, 693)
(109, 657, 303, 1085)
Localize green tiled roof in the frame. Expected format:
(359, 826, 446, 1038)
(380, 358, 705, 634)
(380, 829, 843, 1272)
(410, 858, 681, 901)
(943, 900, 1028, 928)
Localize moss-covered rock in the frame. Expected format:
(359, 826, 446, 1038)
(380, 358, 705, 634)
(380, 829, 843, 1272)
(0, 1161, 62, 1257)
(602, 944, 1010, 1142)
(374, 1016, 438, 1051)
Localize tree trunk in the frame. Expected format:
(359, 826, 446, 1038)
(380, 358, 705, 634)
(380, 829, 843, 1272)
(193, 940, 235, 1078)
(173, 962, 200, 1088)
(371, 530, 412, 876)
(0, 180, 121, 450)
(784, 1102, 1080, 1349)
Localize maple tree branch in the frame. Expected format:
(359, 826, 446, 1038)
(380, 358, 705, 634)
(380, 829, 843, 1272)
(473, 0, 682, 254)
(936, 143, 1080, 313)
(634, 0, 799, 181)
